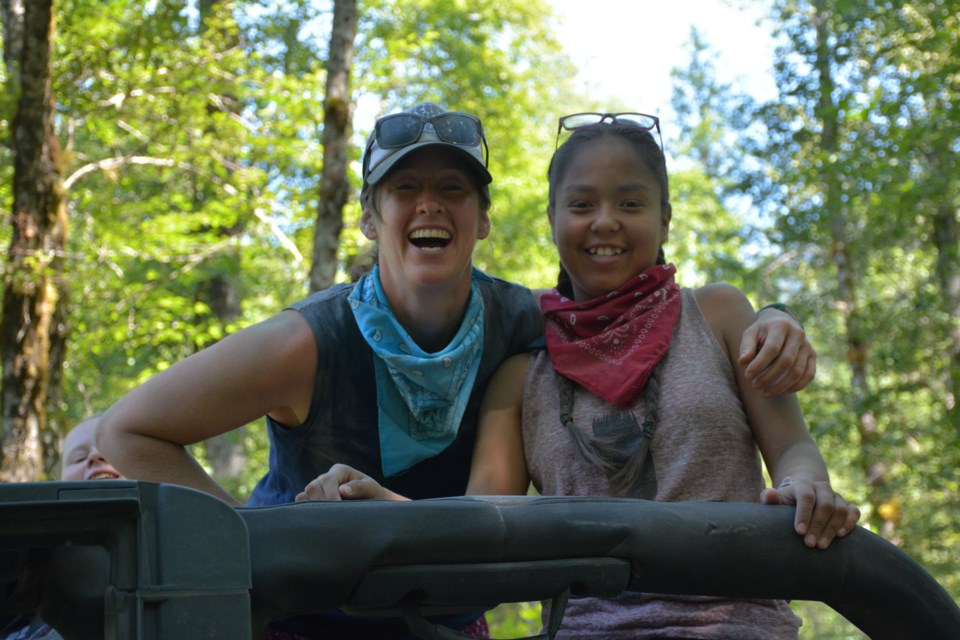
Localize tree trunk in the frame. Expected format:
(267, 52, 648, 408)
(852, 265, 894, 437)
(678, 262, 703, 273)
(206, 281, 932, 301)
(932, 197, 959, 430)
(0, 0, 67, 482)
(309, 0, 358, 293)
(194, 0, 248, 485)
(0, 0, 24, 84)
(199, 262, 248, 484)
(199, 263, 248, 484)
(812, 0, 887, 534)
(44, 297, 69, 475)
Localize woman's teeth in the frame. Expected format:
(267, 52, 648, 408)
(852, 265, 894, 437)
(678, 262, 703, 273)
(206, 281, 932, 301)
(410, 228, 452, 249)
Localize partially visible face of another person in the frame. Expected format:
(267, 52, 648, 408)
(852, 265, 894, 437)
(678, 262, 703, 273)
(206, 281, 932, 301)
(61, 416, 125, 481)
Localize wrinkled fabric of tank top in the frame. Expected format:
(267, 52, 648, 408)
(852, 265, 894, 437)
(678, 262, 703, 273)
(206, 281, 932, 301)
(522, 288, 802, 639)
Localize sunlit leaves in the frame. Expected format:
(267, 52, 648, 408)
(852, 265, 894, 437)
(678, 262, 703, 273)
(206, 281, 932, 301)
(743, 0, 960, 608)
(351, 0, 577, 290)
(29, 0, 580, 486)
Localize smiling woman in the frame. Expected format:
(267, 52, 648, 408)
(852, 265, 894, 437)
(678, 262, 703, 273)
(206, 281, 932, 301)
(97, 102, 544, 639)
(455, 116, 859, 638)
(547, 131, 670, 303)
(360, 148, 491, 344)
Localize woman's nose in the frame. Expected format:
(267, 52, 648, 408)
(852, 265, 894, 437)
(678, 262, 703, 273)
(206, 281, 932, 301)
(416, 187, 443, 214)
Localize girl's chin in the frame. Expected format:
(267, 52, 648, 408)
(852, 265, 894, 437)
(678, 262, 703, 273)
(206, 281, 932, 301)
(574, 276, 635, 300)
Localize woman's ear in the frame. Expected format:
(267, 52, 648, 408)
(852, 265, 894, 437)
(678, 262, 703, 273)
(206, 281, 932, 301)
(360, 209, 378, 240)
(478, 209, 491, 240)
(547, 206, 557, 244)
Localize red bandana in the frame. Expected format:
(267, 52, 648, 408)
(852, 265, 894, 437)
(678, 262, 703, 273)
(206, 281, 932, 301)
(541, 264, 682, 408)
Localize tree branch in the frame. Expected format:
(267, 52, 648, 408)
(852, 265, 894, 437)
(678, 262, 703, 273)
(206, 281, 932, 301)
(63, 155, 302, 263)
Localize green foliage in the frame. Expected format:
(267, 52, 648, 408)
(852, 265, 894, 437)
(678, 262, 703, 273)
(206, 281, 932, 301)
(354, 0, 578, 290)
(727, 0, 960, 606)
(667, 6, 959, 625)
(793, 601, 867, 639)
(23, 0, 578, 493)
(486, 601, 543, 638)
(40, 0, 325, 465)
(1, 0, 955, 621)
(668, 164, 750, 290)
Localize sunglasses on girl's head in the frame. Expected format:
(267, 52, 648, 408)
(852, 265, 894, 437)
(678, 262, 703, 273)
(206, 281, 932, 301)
(556, 112, 663, 149)
(375, 112, 489, 160)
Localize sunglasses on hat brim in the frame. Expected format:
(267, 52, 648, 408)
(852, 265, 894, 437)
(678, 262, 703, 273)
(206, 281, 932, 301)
(363, 112, 490, 180)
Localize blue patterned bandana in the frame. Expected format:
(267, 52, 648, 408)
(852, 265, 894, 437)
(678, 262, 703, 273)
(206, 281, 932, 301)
(349, 266, 485, 476)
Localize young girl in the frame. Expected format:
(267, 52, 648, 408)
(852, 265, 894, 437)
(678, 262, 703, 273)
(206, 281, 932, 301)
(463, 114, 861, 639)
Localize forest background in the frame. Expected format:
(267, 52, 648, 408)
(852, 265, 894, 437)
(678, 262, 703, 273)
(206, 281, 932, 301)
(0, 0, 957, 637)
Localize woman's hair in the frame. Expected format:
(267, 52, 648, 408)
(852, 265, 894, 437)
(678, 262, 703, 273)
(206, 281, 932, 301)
(548, 124, 670, 299)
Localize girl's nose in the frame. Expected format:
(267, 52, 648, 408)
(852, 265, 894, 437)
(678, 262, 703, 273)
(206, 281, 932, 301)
(591, 204, 620, 231)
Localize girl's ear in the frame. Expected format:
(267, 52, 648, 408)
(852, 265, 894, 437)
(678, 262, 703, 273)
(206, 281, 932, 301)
(360, 209, 378, 240)
(547, 206, 557, 244)
(660, 203, 672, 244)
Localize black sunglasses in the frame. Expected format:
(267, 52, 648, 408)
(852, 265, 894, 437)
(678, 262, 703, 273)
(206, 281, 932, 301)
(556, 112, 663, 150)
(377, 112, 483, 146)
(363, 111, 490, 181)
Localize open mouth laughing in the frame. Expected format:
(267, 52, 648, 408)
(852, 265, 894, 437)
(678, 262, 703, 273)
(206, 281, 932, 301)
(409, 228, 452, 250)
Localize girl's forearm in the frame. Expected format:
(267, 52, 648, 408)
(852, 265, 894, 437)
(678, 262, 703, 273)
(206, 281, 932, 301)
(768, 440, 831, 487)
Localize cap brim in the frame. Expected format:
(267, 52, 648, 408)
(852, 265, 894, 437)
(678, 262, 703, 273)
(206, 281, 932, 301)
(365, 141, 492, 187)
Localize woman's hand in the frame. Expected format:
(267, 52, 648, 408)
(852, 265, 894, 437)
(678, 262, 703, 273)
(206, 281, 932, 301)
(760, 477, 861, 549)
(296, 463, 400, 501)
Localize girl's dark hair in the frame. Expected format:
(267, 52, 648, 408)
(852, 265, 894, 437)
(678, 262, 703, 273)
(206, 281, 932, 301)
(549, 124, 670, 299)
(557, 362, 666, 497)
(548, 124, 669, 211)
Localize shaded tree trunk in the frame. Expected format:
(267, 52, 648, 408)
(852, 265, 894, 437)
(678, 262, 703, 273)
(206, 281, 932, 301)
(199, 263, 248, 483)
(199, 261, 248, 483)
(927, 155, 960, 430)
(812, 0, 887, 534)
(43, 298, 69, 475)
(1, 0, 24, 84)
(195, 0, 248, 484)
(309, 0, 358, 293)
(0, 0, 67, 482)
